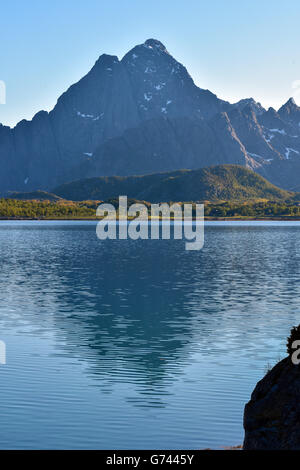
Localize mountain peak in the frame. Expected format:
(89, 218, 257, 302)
(279, 97, 299, 111)
(264, 106, 280, 118)
(122, 39, 170, 61)
(232, 98, 265, 116)
(143, 38, 169, 54)
(93, 53, 119, 68)
(286, 97, 297, 106)
(278, 97, 300, 121)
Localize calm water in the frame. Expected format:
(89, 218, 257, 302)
(0, 220, 299, 449)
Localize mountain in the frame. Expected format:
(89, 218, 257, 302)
(232, 98, 266, 116)
(53, 165, 295, 203)
(1, 38, 300, 192)
(7, 190, 62, 201)
(79, 115, 248, 178)
(278, 98, 300, 125)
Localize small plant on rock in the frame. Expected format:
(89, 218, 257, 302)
(287, 324, 300, 356)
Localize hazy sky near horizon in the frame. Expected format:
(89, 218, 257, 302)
(1, 0, 300, 127)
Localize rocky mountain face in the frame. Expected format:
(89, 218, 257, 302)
(1, 39, 300, 192)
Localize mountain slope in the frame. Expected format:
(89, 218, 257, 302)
(1, 39, 300, 192)
(53, 164, 295, 202)
(78, 115, 248, 178)
(0, 38, 230, 192)
(7, 190, 62, 201)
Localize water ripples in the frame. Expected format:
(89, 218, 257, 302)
(0, 221, 299, 448)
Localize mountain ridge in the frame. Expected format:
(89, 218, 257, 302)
(52, 164, 297, 203)
(1, 38, 300, 193)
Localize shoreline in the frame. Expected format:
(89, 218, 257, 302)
(1, 217, 300, 222)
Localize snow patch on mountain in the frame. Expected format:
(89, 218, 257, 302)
(76, 111, 104, 121)
(269, 128, 287, 135)
(145, 66, 156, 74)
(265, 133, 275, 142)
(285, 148, 300, 159)
(154, 83, 165, 90)
(248, 152, 264, 159)
(77, 111, 94, 119)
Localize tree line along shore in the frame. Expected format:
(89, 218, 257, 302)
(1, 198, 300, 220)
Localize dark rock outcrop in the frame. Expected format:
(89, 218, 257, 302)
(243, 356, 300, 449)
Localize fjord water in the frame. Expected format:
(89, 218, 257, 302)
(0, 221, 299, 449)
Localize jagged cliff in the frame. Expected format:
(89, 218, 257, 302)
(1, 39, 300, 193)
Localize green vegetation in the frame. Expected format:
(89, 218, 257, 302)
(0, 198, 99, 219)
(204, 201, 300, 218)
(2, 165, 300, 220)
(53, 165, 296, 202)
(0, 197, 300, 220)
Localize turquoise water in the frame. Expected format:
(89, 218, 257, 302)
(0, 220, 299, 449)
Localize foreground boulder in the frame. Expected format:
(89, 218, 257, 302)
(243, 356, 300, 449)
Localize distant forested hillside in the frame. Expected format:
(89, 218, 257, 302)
(53, 165, 296, 202)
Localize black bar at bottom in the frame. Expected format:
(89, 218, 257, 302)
(0, 449, 295, 466)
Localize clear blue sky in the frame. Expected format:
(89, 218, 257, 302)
(1, 0, 300, 127)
